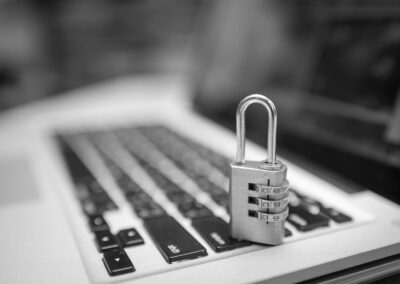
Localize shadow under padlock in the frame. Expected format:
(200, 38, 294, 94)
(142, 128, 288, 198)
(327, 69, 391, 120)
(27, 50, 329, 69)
(229, 94, 290, 245)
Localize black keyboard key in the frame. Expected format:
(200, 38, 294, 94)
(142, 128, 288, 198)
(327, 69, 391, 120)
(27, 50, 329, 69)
(75, 182, 92, 200)
(298, 195, 323, 208)
(136, 207, 166, 219)
(91, 192, 113, 204)
(209, 189, 228, 199)
(143, 215, 207, 263)
(288, 204, 330, 231)
(177, 201, 213, 220)
(101, 158, 125, 180)
(88, 215, 110, 232)
(161, 182, 186, 196)
(95, 230, 120, 252)
(195, 177, 215, 192)
(126, 192, 152, 205)
(106, 163, 124, 179)
(320, 207, 352, 223)
(292, 191, 352, 224)
(167, 192, 195, 205)
(117, 228, 145, 247)
(59, 139, 93, 182)
(122, 184, 144, 196)
(149, 173, 171, 188)
(214, 198, 229, 211)
(131, 200, 157, 211)
(95, 200, 118, 213)
(87, 180, 106, 195)
(81, 198, 117, 215)
(182, 207, 213, 219)
(117, 175, 143, 196)
(132, 201, 167, 219)
(81, 199, 98, 215)
(211, 192, 229, 207)
(192, 217, 250, 252)
(102, 249, 135, 276)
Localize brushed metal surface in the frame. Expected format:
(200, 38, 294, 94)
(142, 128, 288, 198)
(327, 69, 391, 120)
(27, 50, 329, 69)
(235, 94, 277, 165)
(230, 160, 288, 245)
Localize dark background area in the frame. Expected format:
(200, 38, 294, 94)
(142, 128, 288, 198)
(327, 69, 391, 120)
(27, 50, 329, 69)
(192, 1, 400, 203)
(0, 0, 208, 110)
(0, 0, 399, 203)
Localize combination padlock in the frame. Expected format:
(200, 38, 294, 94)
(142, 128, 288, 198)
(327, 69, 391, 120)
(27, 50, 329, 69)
(229, 94, 289, 245)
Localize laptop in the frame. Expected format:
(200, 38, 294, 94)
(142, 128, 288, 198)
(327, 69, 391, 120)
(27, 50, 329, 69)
(1, 4, 400, 284)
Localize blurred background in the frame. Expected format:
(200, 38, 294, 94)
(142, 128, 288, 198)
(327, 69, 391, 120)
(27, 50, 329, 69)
(0, 0, 399, 202)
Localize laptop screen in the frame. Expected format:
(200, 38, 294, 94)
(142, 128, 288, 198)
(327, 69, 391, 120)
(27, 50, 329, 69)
(299, 13, 400, 201)
(309, 19, 400, 111)
(191, 2, 400, 202)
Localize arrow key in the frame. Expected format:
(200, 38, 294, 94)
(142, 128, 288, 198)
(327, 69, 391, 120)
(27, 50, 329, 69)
(117, 228, 145, 247)
(103, 249, 135, 276)
(95, 230, 119, 252)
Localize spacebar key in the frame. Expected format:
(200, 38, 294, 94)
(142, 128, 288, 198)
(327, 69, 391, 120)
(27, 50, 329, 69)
(143, 215, 207, 263)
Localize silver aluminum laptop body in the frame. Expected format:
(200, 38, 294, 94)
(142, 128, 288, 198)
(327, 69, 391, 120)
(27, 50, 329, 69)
(0, 75, 400, 284)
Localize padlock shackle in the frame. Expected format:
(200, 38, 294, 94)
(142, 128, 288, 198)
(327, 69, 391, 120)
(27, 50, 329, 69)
(236, 94, 277, 165)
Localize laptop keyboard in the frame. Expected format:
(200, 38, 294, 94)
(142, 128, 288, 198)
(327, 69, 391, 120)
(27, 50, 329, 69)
(57, 125, 354, 278)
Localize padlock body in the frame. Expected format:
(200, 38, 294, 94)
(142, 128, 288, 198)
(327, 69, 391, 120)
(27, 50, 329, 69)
(229, 160, 288, 245)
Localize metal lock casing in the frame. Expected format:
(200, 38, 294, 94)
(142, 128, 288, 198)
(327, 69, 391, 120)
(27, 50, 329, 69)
(230, 161, 288, 245)
(229, 94, 289, 245)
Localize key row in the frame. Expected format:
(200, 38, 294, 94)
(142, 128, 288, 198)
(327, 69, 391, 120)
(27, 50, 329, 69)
(134, 155, 215, 220)
(87, 212, 144, 276)
(59, 137, 142, 276)
(137, 127, 353, 230)
(141, 126, 231, 176)
(137, 128, 230, 212)
(88, 214, 145, 251)
(58, 137, 118, 216)
(288, 190, 352, 231)
(96, 128, 351, 241)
